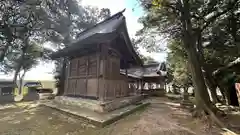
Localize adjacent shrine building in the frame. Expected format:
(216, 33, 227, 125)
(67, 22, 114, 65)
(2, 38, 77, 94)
(51, 10, 143, 102)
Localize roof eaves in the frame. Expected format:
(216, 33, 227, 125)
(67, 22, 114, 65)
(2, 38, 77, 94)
(119, 18, 143, 66)
(76, 9, 126, 39)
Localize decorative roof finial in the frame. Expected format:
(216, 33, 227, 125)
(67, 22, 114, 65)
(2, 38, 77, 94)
(121, 8, 126, 13)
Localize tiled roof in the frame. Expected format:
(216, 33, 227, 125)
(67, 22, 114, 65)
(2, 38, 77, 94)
(121, 62, 167, 79)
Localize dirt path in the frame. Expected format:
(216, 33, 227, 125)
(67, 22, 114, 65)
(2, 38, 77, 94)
(0, 98, 223, 135)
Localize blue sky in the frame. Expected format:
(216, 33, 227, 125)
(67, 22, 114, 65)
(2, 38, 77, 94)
(125, 0, 144, 17)
(0, 0, 167, 80)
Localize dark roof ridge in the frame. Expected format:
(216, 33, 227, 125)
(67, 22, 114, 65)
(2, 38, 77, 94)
(77, 9, 126, 39)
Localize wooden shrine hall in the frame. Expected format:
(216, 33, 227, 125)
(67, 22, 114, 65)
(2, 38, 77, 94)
(121, 62, 167, 92)
(51, 9, 143, 106)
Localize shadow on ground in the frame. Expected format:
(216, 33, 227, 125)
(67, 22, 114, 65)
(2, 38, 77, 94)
(0, 98, 233, 135)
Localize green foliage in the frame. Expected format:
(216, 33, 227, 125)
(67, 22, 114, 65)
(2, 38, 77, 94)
(138, 0, 240, 79)
(3, 41, 42, 73)
(131, 38, 158, 64)
(0, 0, 111, 83)
(167, 39, 191, 87)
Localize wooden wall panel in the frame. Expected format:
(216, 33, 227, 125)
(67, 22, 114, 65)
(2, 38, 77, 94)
(66, 79, 77, 95)
(88, 55, 97, 76)
(106, 80, 114, 99)
(98, 78, 105, 101)
(64, 45, 135, 101)
(104, 56, 120, 80)
(76, 79, 87, 96)
(87, 79, 98, 97)
(77, 57, 87, 76)
(65, 53, 99, 98)
(115, 83, 121, 98)
(70, 59, 78, 77)
(69, 54, 98, 77)
(99, 79, 129, 100)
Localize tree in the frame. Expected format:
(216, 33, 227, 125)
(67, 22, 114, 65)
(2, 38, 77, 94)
(138, 0, 212, 115)
(0, 0, 111, 96)
(138, 0, 240, 127)
(3, 41, 42, 94)
(0, 0, 48, 63)
(167, 39, 192, 90)
(40, 1, 111, 95)
(131, 38, 159, 64)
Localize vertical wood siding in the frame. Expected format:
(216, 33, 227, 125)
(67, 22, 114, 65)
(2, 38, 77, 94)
(99, 47, 131, 100)
(65, 53, 98, 98)
(64, 44, 132, 101)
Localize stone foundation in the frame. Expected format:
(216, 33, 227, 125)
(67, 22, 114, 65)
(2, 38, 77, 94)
(54, 95, 144, 113)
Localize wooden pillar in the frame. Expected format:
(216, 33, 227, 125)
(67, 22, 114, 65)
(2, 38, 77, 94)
(135, 80, 139, 90)
(140, 79, 144, 94)
(125, 67, 128, 96)
(156, 83, 160, 89)
(148, 83, 151, 90)
(64, 59, 70, 96)
(164, 82, 167, 90)
(136, 80, 140, 94)
(96, 44, 100, 100)
(99, 43, 108, 101)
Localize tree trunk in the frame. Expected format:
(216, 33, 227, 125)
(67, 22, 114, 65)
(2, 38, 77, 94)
(13, 66, 21, 87)
(217, 83, 229, 104)
(179, 1, 228, 128)
(183, 87, 188, 100)
(185, 45, 212, 110)
(57, 58, 67, 96)
(204, 73, 220, 103)
(19, 71, 26, 95)
(195, 29, 222, 104)
(0, 44, 10, 62)
(0, 23, 13, 62)
(180, 1, 212, 112)
(227, 80, 239, 106)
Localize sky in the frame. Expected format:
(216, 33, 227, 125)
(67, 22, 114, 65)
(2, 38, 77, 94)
(0, 0, 167, 81)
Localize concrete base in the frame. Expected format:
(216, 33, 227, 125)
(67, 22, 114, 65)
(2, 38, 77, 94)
(53, 95, 144, 113)
(43, 101, 150, 127)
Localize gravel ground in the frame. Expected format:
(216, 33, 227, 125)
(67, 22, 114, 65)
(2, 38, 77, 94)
(0, 98, 224, 135)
